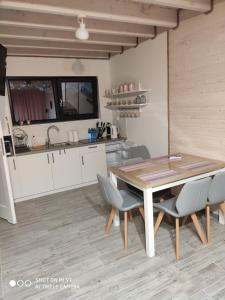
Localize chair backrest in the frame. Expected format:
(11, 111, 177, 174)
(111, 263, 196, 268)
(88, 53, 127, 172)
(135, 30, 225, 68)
(208, 172, 225, 204)
(128, 145, 151, 160)
(97, 174, 124, 210)
(176, 177, 212, 217)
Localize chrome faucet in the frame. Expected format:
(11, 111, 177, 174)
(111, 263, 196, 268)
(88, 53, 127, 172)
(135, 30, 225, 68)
(46, 125, 60, 147)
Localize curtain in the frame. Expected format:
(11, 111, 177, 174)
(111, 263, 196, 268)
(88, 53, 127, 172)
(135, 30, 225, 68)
(11, 89, 47, 122)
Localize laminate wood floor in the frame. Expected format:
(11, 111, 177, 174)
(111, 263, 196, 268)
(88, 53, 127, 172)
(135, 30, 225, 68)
(1, 184, 225, 300)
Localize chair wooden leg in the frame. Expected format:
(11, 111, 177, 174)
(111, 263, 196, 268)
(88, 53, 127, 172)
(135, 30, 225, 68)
(128, 210, 133, 221)
(154, 211, 165, 235)
(190, 213, 207, 245)
(124, 211, 128, 249)
(176, 218, 180, 261)
(206, 206, 210, 244)
(105, 207, 116, 233)
(139, 207, 145, 220)
(219, 202, 225, 216)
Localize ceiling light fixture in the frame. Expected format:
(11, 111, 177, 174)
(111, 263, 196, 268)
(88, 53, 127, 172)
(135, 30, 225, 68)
(75, 16, 89, 40)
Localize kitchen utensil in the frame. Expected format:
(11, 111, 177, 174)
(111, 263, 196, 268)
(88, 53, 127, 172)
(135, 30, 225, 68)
(96, 121, 106, 139)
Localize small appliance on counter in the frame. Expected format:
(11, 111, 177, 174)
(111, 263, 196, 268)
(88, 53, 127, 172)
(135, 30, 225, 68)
(13, 128, 30, 153)
(3, 135, 13, 156)
(110, 125, 119, 139)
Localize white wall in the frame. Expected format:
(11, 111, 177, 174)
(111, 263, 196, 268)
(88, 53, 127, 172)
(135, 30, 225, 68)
(4, 57, 111, 145)
(110, 32, 168, 157)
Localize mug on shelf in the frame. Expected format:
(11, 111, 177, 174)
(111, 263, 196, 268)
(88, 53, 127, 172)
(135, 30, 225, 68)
(119, 85, 124, 93)
(123, 84, 128, 92)
(128, 82, 135, 91)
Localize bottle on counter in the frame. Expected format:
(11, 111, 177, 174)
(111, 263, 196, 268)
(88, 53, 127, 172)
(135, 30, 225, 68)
(32, 135, 38, 147)
(88, 128, 91, 141)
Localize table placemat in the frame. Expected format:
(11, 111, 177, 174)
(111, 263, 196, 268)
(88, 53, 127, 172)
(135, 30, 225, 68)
(118, 161, 154, 172)
(179, 161, 218, 170)
(137, 169, 181, 182)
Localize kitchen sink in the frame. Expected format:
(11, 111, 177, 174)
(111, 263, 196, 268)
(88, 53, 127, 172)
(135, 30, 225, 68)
(49, 142, 71, 148)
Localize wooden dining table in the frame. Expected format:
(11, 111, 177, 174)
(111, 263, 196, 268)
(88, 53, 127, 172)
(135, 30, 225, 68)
(109, 153, 225, 257)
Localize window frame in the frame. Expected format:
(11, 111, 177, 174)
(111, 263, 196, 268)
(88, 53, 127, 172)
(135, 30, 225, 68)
(7, 76, 99, 126)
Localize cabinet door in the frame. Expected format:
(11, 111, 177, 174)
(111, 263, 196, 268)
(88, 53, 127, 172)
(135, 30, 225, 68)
(8, 157, 23, 199)
(80, 144, 107, 183)
(0, 121, 17, 224)
(9, 153, 53, 198)
(51, 148, 82, 189)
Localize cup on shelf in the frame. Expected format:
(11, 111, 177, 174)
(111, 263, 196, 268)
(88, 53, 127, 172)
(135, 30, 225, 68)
(123, 84, 128, 92)
(138, 82, 142, 90)
(128, 82, 135, 91)
(135, 95, 141, 104)
(140, 95, 146, 103)
(119, 85, 124, 93)
(111, 88, 116, 95)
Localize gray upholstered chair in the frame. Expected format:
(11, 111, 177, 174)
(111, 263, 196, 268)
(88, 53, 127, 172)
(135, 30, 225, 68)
(128, 145, 151, 160)
(154, 177, 212, 260)
(122, 157, 144, 165)
(97, 174, 144, 248)
(206, 172, 225, 243)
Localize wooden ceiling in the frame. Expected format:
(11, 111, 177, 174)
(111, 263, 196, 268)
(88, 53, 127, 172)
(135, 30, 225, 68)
(0, 0, 212, 59)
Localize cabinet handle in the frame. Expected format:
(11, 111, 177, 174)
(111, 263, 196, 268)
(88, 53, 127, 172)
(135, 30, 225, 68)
(52, 153, 55, 163)
(88, 145, 97, 149)
(47, 153, 50, 164)
(0, 138, 5, 156)
(82, 155, 84, 165)
(13, 159, 16, 170)
(64, 148, 66, 154)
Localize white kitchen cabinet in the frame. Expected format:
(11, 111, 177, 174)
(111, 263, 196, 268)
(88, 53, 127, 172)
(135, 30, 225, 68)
(80, 144, 107, 183)
(8, 152, 53, 199)
(8, 143, 107, 201)
(50, 148, 82, 189)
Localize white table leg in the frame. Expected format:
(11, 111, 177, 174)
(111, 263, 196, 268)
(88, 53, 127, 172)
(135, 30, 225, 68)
(110, 172, 120, 227)
(144, 188, 155, 257)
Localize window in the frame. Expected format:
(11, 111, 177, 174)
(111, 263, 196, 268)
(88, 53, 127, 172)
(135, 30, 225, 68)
(8, 76, 99, 125)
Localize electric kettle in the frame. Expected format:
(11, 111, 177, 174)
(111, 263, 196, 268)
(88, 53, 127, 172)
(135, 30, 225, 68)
(110, 125, 118, 139)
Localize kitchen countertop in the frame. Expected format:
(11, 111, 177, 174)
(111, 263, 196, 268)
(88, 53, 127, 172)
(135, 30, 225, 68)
(12, 137, 127, 157)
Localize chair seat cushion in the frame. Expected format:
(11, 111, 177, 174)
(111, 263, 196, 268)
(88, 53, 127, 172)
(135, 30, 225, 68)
(153, 197, 180, 218)
(119, 190, 144, 211)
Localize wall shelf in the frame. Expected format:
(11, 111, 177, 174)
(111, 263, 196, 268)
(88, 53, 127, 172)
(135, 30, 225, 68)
(104, 103, 149, 111)
(104, 89, 150, 99)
